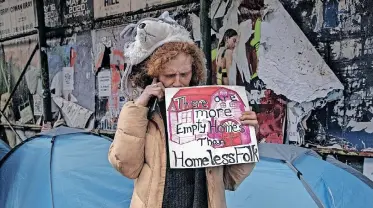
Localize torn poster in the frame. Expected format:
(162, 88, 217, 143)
(92, 26, 125, 74)
(53, 96, 93, 129)
(208, 0, 286, 144)
(248, 89, 287, 144)
(92, 26, 127, 131)
(19, 101, 34, 124)
(363, 158, 373, 181)
(33, 94, 43, 116)
(47, 32, 95, 124)
(258, 0, 344, 103)
(62, 67, 74, 91)
(217, 0, 239, 39)
(98, 70, 111, 97)
(210, 0, 258, 86)
(165, 86, 259, 168)
(210, 0, 229, 19)
(189, 13, 216, 42)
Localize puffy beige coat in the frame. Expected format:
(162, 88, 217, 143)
(108, 101, 255, 208)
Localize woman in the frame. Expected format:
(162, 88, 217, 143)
(109, 12, 258, 208)
(216, 29, 238, 85)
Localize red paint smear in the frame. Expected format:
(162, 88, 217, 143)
(257, 90, 286, 144)
(70, 48, 77, 67)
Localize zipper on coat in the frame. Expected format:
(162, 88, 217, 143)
(149, 113, 168, 208)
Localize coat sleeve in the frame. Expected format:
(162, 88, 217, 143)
(108, 101, 149, 179)
(223, 163, 256, 191)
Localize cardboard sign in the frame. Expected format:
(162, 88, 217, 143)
(165, 85, 259, 169)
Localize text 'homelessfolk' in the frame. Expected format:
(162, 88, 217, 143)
(165, 86, 259, 169)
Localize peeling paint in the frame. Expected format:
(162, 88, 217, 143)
(287, 90, 343, 144)
(258, 0, 344, 103)
(364, 36, 373, 55)
(312, 0, 323, 32)
(331, 38, 362, 60)
(188, 13, 216, 42)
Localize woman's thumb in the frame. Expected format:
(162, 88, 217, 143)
(152, 78, 158, 84)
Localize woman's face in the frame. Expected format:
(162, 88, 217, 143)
(226, 35, 238, 49)
(158, 52, 193, 88)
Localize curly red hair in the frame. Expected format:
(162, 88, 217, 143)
(131, 42, 206, 88)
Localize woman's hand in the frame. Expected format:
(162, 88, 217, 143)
(240, 111, 259, 133)
(135, 78, 165, 107)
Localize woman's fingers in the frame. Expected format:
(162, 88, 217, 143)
(136, 80, 163, 107)
(240, 119, 258, 126)
(148, 87, 164, 99)
(240, 111, 257, 120)
(157, 82, 165, 91)
(240, 111, 259, 126)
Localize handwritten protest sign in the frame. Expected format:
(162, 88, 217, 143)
(165, 86, 259, 169)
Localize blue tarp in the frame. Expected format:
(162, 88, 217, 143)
(0, 127, 133, 208)
(226, 157, 319, 207)
(226, 143, 373, 208)
(294, 154, 373, 207)
(0, 139, 10, 161)
(1, 127, 372, 208)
